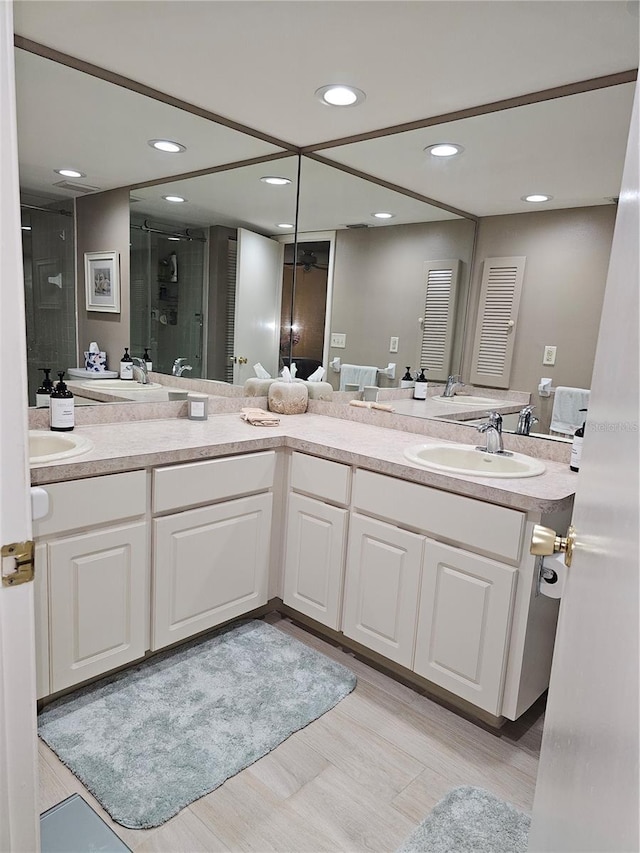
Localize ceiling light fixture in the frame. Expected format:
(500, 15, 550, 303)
(163, 195, 186, 203)
(276, 223, 294, 229)
(260, 176, 292, 186)
(55, 168, 85, 178)
(424, 143, 464, 158)
(167, 236, 180, 241)
(372, 212, 395, 220)
(148, 139, 186, 154)
(21, 225, 32, 231)
(522, 194, 552, 203)
(315, 84, 366, 107)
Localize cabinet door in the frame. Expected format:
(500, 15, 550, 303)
(342, 514, 423, 667)
(414, 540, 517, 715)
(283, 494, 348, 630)
(153, 493, 272, 650)
(48, 522, 148, 692)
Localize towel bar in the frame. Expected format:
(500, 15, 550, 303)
(330, 357, 396, 380)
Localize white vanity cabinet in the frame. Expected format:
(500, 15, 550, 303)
(151, 452, 275, 650)
(33, 471, 148, 695)
(283, 453, 350, 630)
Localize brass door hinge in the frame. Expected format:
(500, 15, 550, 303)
(1, 541, 35, 587)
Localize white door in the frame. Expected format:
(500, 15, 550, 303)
(233, 228, 284, 384)
(528, 89, 639, 852)
(0, 4, 40, 850)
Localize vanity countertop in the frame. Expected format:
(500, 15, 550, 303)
(29, 413, 577, 513)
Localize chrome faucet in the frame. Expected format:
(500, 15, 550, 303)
(515, 405, 538, 436)
(442, 374, 464, 397)
(131, 357, 149, 384)
(476, 411, 512, 455)
(172, 357, 193, 377)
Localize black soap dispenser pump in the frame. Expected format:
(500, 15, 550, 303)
(400, 367, 414, 390)
(413, 368, 428, 400)
(36, 368, 54, 408)
(570, 409, 587, 472)
(49, 372, 74, 432)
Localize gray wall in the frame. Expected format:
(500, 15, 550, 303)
(328, 218, 477, 388)
(462, 205, 616, 430)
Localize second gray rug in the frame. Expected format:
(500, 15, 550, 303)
(38, 620, 356, 829)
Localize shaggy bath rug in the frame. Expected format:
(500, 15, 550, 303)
(396, 786, 531, 853)
(38, 620, 356, 829)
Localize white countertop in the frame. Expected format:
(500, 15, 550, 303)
(30, 413, 577, 513)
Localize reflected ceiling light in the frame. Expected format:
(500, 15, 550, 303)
(163, 195, 186, 203)
(55, 168, 85, 178)
(277, 223, 294, 229)
(372, 212, 395, 219)
(315, 84, 366, 107)
(522, 194, 552, 203)
(424, 143, 464, 158)
(167, 236, 180, 241)
(260, 176, 292, 186)
(21, 225, 32, 231)
(148, 139, 186, 153)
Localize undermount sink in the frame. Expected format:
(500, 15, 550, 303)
(404, 443, 546, 478)
(28, 430, 94, 464)
(80, 379, 163, 391)
(431, 395, 506, 407)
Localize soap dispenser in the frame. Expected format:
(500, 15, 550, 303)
(143, 348, 152, 372)
(49, 372, 74, 432)
(36, 368, 54, 407)
(570, 409, 587, 472)
(400, 367, 414, 390)
(120, 347, 133, 380)
(413, 368, 428, 400)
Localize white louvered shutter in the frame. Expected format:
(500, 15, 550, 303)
(419, 260, 461, 382)
(469, 256, 526, 389)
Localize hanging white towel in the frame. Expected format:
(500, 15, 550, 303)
(339, 364, 378, 391)
(550, 387, 590, 435)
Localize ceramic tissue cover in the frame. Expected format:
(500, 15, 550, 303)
(84, 341, 107, 372)
(268, 380, 308, 414)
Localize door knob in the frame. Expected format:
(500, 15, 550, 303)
(530, 524, 576, 567)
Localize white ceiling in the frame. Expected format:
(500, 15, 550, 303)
(12, 0, 639, 227)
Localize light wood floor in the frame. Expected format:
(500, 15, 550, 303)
(39, 614, 544, 852)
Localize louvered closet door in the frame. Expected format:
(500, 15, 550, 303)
(419, 260, 460, 382)
(469, 257, 526, 389)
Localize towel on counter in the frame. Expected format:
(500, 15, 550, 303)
(339, 364, 378, 391)
(550, 386, 590, 435)
(241, 407, 280, 427)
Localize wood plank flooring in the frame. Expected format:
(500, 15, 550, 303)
(38, 614, 544, 852)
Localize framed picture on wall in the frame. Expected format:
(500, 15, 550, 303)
(84, 250, 120, 313)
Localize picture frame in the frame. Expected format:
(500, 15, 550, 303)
(84, 251, 120, 313)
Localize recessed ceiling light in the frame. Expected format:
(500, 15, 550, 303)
(315, 84, 366, 107)
(276, 223, 294, 229)
(55, 168, 85, 178)
(372, 212, 395, 220)
(522, 194, 553, 203)
(148, 139, 186, 154)
(424, 143, 464, 158)
(260, 176, 292, 186)
(163, 195, 186, 203)
(21, 225, 32, 231)
(167, 236, 180, 241)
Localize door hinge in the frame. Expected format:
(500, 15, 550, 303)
(1, 541, 35, 587)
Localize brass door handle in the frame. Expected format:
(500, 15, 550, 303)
(530, 524, 576, 567)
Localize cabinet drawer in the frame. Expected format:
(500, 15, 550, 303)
(33, 471, 147, 538)
(290, 452, 351, 506)
(353, 469, 525, 563)
(153, 451, 276, 513)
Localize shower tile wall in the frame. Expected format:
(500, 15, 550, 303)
(22, 208, 77, 405)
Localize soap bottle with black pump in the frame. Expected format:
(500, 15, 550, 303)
(36, 368, 54, 407)
(400, 367, 414, 390)
(120, 347, 133, 380)
(49, 372, 74, 432)
(570, 409, 588, 472)
(143, 348, 152, 372)
(413, 368, 428, 400)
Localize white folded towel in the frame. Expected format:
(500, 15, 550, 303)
(550, 387, 590, 435)
(339, 364, 378, 391)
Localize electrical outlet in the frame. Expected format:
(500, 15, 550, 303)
(331, 333, 346, 348)
(543, 345, 557, 366)
(389, 336, 399, 353)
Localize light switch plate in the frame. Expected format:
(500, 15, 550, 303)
(543, 345, 557, 366)
(389, 336, 399, 353)
(331, 333, 346, 348)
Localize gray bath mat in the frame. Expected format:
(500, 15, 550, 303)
(38, 620, 356, 829)
(396, 786, 530, 853)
